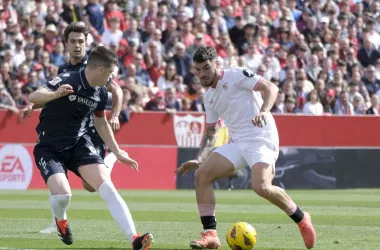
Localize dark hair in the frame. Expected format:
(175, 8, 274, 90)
(64, 22, 90, 43)
(87, 46, 118, 69)
(193, 46, 217, 63)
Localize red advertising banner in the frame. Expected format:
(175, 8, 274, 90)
(1, 110, 380, 190)
(1, 111, 380, 147)
(0, 144, 177, 190)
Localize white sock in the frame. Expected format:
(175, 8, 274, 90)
(50, 205, 56, 225)
(98, 180, 136, 243)
(104, 152, 117, 171)
(49, 194, 72, 221)
(49, 193, 55, 225)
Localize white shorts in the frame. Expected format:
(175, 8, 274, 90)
(214, 138, 279, 171)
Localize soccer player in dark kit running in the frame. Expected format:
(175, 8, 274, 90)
(20, 22, 123, 234)
(28, 46, 154, 250)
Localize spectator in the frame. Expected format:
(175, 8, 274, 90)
(303, 89, 324, 115)
(0, 76, 18, 114)
(157, 62, 178, 91)
(8, 82, 28, 109)
(0, 0, 379, 118)
(145, 50, 164, 86)
(353, 95, 365, 115)
(358, 37, 380, 67)
(366, 93, 380, 115)
(83, 0, 105, 41)
(22, 70, 44, 94)
(285, 96, 301, 113)
(271, 91, 286, 113)
(306, 54, 322, 83)
(105, 0, 127, 32)
(165, 87, 181, 112)
(322, 89, 336, 114)
(172, 42, 192, 77)
(122, 18, 141, 48)
(101, 17, 123, 47)
(335, 91, 354, 115)
(181, 98, 192, 111)
(242, 42, 263, 73)
(362, 65, 380, 95)
(191, 87, 205, 112)
(145, 90, 166, 111)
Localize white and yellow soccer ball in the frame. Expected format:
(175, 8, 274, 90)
(226, 222, 257, 250)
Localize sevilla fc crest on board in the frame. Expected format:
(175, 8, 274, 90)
(174, 114, 205, 148)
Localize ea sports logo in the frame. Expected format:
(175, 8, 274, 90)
(0, 145, 33, 190)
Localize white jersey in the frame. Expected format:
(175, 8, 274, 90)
(204, 67, 279, 143)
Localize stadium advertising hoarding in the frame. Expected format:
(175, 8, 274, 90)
(0, 111, 379, 190)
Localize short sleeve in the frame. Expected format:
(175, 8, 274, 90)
(43, 76, 64, 92)
(95, 89, 108, 111)
(205, 107, 219, 126)
(238, 68, 264, 91)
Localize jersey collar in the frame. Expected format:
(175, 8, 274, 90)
(210, 69, 224, 88)
(79, 69, 91, 89)
(69, 54, 88, 67)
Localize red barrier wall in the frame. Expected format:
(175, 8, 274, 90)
(0, 110, 379, 190)
(0, 144, 177, 190)
(1, 111, 380, 146)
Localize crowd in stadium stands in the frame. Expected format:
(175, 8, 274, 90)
(0, 0, 380, 121)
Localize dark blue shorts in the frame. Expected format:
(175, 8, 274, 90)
(34, 135, 104, 184)
(89, 128, 106, 159)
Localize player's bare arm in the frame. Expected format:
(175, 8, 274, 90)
(28, 85, 74, 105)
(93, 112, 138, 171)
(106, 81, 122, 131)
(175, 123, 219, 175)
(252, 79, 279, 128)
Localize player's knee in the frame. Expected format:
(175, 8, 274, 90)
(50, 194, 72, 207)
(195, 167, 213, 186)
(252, 183, 272, 198)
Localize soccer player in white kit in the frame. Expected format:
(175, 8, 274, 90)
(176, 46, 316, 249)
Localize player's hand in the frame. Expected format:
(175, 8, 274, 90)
(116, 150, 138, 171)
(55, 84, 74, 98)
(252, 111, 269, 128)
(175, 160, 200, 175)
(19, 104, 33, 123)
(108, 115, 120, 131)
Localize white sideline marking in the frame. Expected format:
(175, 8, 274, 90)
(0, 248, 38, 250)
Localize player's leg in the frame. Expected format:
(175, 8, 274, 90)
(78, 163, 153, 250)
(82, 145, 116, 193)
(39, 195, 57, 234)
(72, 137, 152, 250)
(190, 142, 246, 249)
(34, 146, 73, 245)
(245, 141, 316, 249)
(250, 163, 316, 248)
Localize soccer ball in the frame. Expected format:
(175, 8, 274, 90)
(226, 222, 257, 250)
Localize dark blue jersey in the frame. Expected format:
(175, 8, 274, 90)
(36, 70, 108, 152)
(56, 55, 112, 148)
(58, 54, 88, 74)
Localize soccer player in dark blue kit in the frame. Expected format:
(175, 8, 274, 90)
(20, 22, 122, 234)
(28, 46, 154, 250)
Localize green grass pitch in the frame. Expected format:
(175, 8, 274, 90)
(1, 189, 380, 250)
